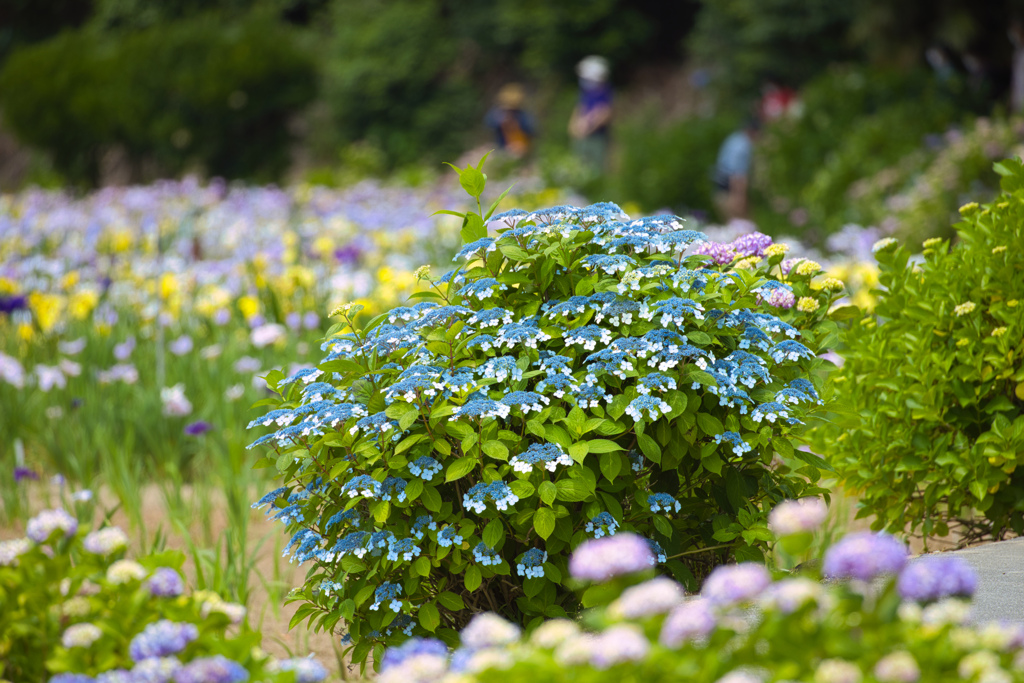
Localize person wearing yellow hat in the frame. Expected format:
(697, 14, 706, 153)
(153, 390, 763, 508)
(485, 83, 536, 159)
(569, 56, 613, 172)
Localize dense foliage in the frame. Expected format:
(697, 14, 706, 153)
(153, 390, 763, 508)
(0, 12, 315, 183)
(374, 514, 1024, 683)
(811, 159, 1024, 543)
(0, 505, 326, 682)
(249, 158, 843, 666)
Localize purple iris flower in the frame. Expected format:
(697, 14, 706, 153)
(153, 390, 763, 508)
(184, 421, 213, 436)
(14, 466, 39, 483)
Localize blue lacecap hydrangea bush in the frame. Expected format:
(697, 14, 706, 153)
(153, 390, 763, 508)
(248, 156, 843, 666)
(374, 516, 1023, 683)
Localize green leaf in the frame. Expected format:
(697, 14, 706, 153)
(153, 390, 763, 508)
(638, 434, 662, 464)
(482, 440, 509, 460)
(499, 244, 531, 262)
(509, 480, 535, 499)
(465, 565, 483, 591)
(446, 456, 477, 482)
(405, 478, 424, 501)
(396, 433, 425, 454)
(438, 591, 465, 611)
(686, 330, 713, 346)
(587, 439, 622, 453)
(696, 413, 724, 437)
(461, 213, 487, 244)
(539, 481, 557, 505)
(482, 519, 504, 547)
(534, 507, 556, 539)
(399, 409, 420, 432)
(555, 479, 592, 502)
(419, 602, 441, 632)
(421, 486, 442, 512)
(568, 442, 588, 463)
(599, 451, 622, 482)
(652, 514, 674, 538)
(413, 556, 431, 577)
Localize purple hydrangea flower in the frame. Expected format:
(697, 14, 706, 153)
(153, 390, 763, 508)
(172, 656, 248, 683)
(129, 620, 199, 661)
(897, 555, 978, 603)
(49, 675, 96, 683)
(660, 598, 717, 647)
(768, 498, 828, 536)
(27, 508, 78, 543)
(609, 577, 684, 619)
(460, 613, 520, 649)
(730, 231, 773, 257)
(146, 567, 185, 597)
(822, 532, 908, 581)
(693, 241, 735, 265)
(381, 637, 448, 671)
(568, 533, 654, 582)
(276, 657, 328, 683)
(702, 563, 771, 606)
(184, 421, 213, 436)
(588, 625, 650, 669)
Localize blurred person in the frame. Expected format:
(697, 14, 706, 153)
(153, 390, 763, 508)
(712, 117, 761, 221)
(569, 56, 613, 171)
(484, 84, 536, 159)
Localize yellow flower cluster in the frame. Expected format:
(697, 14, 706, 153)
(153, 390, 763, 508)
(796, 297, 820, 313)
(954, 302, 976, 317)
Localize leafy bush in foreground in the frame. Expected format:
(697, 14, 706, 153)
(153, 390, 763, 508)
(250, 157, 842, 666)
(812, 159, 1024, 543)
(377, 504, 1024, 683)
(0, 507, 325, 682)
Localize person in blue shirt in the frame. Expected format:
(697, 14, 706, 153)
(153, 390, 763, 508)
(713, 117, 761, 221)
(569, 56, 613, 172)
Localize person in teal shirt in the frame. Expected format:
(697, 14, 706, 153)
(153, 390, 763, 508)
(713, 118, 761, 221)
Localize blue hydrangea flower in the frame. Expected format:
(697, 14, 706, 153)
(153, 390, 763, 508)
(714, 431, 752, 456)
(770, 340, 814, 364)
(537, 353, 574, 375)
(410, 305, 474, 331)
(645, 538, 667, 564)
(517, 548, 548, 578)
(625, 395, 672, 422)
(324, 509, 360, 532)
(463, 482, 519, 513)
(341, 475, 382, 499)
(494, 321, 551, 350)
(437, 525, 464, 548)
(464, 334, 496, 351)
(458, 278, 507, 301)
(594, 299, 641, 326)
(543, 297, 591, 319)
(451, 398, 511, 421)
(381, 477, 407, 502)
(349, 412, 397, 437)
(509, 443, 573, 473)
(438, 268, 468, 285)
(381, 637, 449, 671)
(473, 542, 501, 566)
(252, 487, 289, 511)
(468, 307, 513, 328)
(173, 656, 248, 683)
(563, 325, 612, 350)
(409, 456, 443, 481)
(370, 582, 403, 612)
(500, 391, 550, 415)
(480, 356, 522, 382)
(536, 373, 579, 398)
(580, 254, 636, 275)
(648, 493, 681, 514)
(454, 237, 497, 261)
(637, 373, 676, 395)
(648, 297, 705, 326)
(411, 515, 437, 540)
(586, 512, 619, 538)
(128, 620, 198, 661)
(386, 537, 421, 562)
(629, 451, 645, 473)
(751, 401, 792, 424)
(368, 531, 396, 556)
(572, 383, 612, 409)
(333, 531, 370, 559)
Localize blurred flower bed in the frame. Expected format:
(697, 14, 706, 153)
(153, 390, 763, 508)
(0, 176, 572, 507)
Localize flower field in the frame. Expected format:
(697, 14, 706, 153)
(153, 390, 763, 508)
(5, 159, 1021, 683)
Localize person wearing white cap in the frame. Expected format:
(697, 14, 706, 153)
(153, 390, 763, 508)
(569, 55, 612, 172)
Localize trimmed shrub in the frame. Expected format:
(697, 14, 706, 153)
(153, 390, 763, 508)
(0, 12, 315, 183)
(249, 157, 843, 667)
(811, 159, 1024, 543)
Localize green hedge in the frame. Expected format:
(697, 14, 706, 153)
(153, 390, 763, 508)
(811, 159, 1024, 542)
(0, 12, 315, 184)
